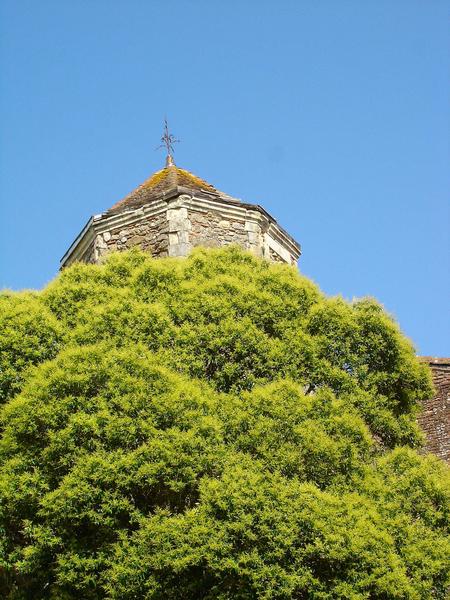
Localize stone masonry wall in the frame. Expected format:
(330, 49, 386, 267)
(418, 358, 450, 463)
(90, 208, 294, 265)
(189, 210, 249, 251)
(61, 194, 301, 268)
(95, 213, 169, 260)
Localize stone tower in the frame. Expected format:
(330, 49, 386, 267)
(60, 156, 301, 268)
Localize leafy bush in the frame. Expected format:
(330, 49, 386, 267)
(0, 247, 448, 599)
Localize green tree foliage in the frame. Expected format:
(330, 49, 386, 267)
(0, 247, 448, 599)
(0, 293, 63, 405)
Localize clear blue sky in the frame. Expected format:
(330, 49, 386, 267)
(0, 0, 448, 356)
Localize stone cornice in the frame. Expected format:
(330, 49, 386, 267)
(60, 216, 95, 265)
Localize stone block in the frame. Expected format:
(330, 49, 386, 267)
(95, 234, 108, 250)
(178, 230, 190, 244)
(167, 207, 188, 220)
(168, 220, 180, 232)
(192, 215, 207, 225)
(168, 242, 191, 257)
(245, 221, 260, 233)
(168, 218, 190, 233)
(129, 235, 145, 245)
(232, 221, 245, 230)
(247, 231, 260, 244)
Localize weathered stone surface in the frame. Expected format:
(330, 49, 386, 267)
(61, 182, 301, 268)
(247, 231, 260, 244)
(245, 221, 259, 233)
(168, 242, 191, 257)
(189, 210, 248, 251)
(99, 213, 169, 259)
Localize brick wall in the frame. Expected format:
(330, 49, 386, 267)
(418, 358, 450, 463)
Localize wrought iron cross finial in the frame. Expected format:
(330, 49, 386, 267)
(157, 118, 179, 165)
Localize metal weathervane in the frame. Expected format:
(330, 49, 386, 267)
(157, 118, 179, 166)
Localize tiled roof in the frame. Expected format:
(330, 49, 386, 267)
(419, 357, 450, 365)
(107, 163, 223, 215)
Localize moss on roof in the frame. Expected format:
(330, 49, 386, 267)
(107, 165, 218, 215)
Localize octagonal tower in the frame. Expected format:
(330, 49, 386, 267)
(60, 157, 301, 268)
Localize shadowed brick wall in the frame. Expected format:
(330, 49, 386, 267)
(418, 358, 450, 463)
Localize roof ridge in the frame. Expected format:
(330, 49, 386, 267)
(419, 356, 450, 365)
(106, 165, 220, 215)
